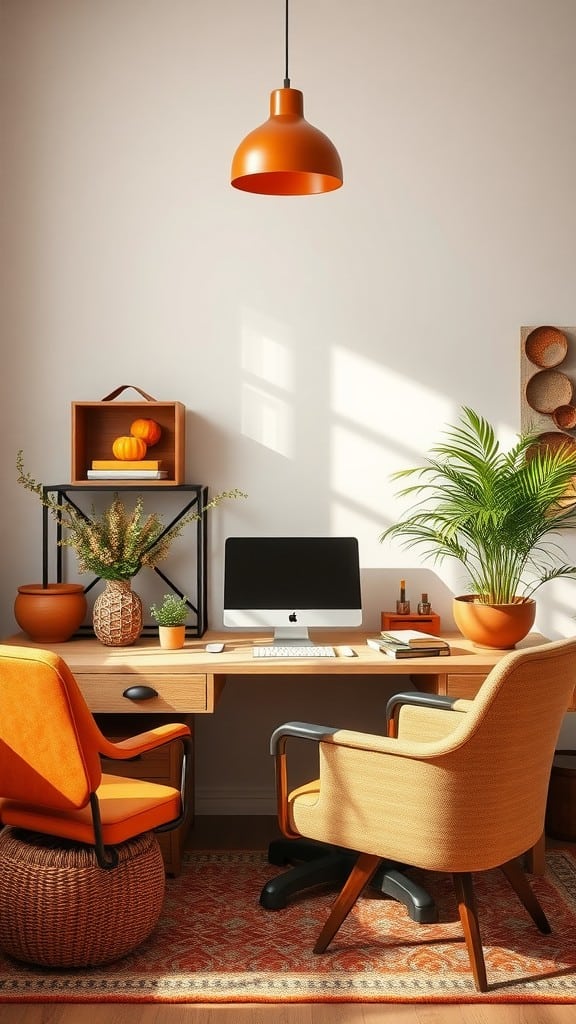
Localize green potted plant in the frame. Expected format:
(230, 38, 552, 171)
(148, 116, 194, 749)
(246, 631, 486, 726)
(150, 594, 190, 650)
(380, 406, 576, 648)
(16, 451, 246, 646)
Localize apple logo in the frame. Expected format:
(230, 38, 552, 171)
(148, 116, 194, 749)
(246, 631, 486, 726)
(289, 612, 298, 622)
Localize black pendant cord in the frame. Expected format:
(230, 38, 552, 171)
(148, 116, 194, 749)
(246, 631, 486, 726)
(283, 0, 290, 87)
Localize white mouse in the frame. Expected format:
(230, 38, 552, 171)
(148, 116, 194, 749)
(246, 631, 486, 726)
(205, 642, 225, 654)
(339, 646, 356, 657)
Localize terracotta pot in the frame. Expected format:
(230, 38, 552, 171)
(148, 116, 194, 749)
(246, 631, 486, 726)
(158, 625, 186, 650)
(14, 583, 87, 643)
(453, 595, 536, 650)
(93, 579, 142, 647)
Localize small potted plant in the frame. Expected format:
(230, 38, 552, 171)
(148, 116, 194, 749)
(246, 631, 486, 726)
(150, 593, 190, 649)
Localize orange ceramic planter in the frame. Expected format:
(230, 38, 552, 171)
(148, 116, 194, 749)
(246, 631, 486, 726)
(158, 625, 186, 650)
(14, 583, 87, 643)
(453, 595, 536, 649)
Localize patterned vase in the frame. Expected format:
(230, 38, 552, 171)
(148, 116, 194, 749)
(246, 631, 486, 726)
(92, 579, 143, 647)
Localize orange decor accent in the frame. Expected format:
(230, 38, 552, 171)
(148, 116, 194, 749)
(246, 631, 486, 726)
(453, 595, 536, 649)
(381, 611, 441, 634)
(130, 418, 162, 446)
(14, 583, 87, 643)
(231, 88, 343, 196)
(158, 625, 186, 651)
(524, 325, 568, 368)
(112, 435, 147, 461)
(1, 849, 576, 1002)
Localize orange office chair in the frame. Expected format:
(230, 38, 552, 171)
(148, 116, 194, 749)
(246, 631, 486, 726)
(0, 643, 192, 966)
(265, 638, 576, 992)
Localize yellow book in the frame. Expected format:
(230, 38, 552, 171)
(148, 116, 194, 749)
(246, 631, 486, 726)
(91, 459, 164, 470)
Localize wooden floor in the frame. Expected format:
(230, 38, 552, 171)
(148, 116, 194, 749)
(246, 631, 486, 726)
(4, 817, 576, 1024)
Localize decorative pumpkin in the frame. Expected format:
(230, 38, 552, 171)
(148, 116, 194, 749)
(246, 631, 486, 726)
(112, 435, 147, 461)
(130, 418, 162, 446)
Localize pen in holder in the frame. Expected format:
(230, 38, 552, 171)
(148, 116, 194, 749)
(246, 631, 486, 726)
(396, 579, 410, 615)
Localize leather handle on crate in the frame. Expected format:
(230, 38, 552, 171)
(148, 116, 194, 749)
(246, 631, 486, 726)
(101, 385, 157, 402)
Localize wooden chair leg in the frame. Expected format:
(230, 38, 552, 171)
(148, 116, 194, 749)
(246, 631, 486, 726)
(452, 872, 488, 993)
(500, 857, 551, 933)
(524, 832, 546, 876)
(313, 853, 382, 954)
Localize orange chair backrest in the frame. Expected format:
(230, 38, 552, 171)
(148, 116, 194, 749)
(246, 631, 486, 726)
(0, 645, 103, 810)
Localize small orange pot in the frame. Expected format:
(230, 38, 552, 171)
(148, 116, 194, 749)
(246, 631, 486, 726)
(158, 625, 186, 650)
(453, 595, 536, 650)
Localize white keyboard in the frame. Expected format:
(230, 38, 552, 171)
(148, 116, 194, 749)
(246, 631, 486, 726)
(252, 645, 336, 659)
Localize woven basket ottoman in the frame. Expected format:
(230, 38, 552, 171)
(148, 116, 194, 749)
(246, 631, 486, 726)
(0, 826, 165, 967)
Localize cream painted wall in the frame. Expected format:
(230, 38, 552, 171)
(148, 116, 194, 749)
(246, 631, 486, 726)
(3, 0, 576, 811)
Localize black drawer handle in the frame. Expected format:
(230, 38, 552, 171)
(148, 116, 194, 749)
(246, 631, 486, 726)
(123, 684, 159, 701)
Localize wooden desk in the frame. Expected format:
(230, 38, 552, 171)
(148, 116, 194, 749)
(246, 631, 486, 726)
(5, 629, 562, 874)
(6, 628, 556, 708)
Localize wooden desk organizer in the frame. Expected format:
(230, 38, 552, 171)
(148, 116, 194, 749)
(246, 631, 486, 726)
(381, 611, 442, 634)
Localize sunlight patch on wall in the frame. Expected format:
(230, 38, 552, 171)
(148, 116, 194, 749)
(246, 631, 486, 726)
(329, 348, 455, 547)
(331, 424, 389, 524)
(240, 319, 294, 456)
(241, 384, 293, 457)
(537, 578, 576, 640)
(329, 421, 434, 568)
(331, 346, 454, 455)
(241, 326, 294, 390)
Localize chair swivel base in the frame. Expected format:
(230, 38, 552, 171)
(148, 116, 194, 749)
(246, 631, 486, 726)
(260, 837, 438, 924)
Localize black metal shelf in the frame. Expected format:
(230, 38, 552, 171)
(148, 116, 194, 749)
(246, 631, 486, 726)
(41, 484, 208, 638)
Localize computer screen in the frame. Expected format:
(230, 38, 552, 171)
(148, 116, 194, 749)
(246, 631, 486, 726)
(223, 536, 362, 644)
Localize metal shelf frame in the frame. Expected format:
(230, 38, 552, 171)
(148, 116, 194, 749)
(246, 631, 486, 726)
(41, 483, 209, 638)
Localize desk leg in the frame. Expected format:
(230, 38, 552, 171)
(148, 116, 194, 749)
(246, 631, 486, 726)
(411, 673, 447, 695)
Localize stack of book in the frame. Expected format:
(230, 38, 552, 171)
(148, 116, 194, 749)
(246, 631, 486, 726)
(87, 460, 168, 480)
(368, 629, 451, 659)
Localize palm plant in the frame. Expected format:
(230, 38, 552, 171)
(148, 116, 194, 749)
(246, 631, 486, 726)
(380, 406, 576, 605)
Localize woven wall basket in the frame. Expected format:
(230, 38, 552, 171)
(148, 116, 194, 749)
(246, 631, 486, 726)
(93, 579, 143, 646)
(0, 827, 165, 967)
(525, 368, 573, 414)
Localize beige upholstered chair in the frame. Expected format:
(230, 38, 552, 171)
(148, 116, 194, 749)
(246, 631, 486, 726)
(270, 638, 576, 992)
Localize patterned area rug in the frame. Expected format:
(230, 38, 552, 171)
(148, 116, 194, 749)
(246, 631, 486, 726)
(2, 849, 576, 1003)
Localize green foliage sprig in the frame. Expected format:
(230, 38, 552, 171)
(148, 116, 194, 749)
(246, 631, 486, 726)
(17, 450, 247, 582)
(150, 593, 190, 626)
(380, 407, 576, 605)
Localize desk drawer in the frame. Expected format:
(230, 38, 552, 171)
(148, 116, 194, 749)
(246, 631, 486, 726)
(78, 673, 208, 713)
(446, 673, 487, 699)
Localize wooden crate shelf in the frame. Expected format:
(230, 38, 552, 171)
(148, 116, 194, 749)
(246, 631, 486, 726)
(71, 393, 185, 485)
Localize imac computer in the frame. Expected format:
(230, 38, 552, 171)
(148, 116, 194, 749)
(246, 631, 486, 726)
(223, 536, 362, 646)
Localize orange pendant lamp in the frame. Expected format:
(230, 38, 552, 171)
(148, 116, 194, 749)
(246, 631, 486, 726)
(231, 0, 343, 196)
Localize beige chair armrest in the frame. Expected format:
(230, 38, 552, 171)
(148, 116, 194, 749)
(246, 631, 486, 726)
(386, 691, 473, 737)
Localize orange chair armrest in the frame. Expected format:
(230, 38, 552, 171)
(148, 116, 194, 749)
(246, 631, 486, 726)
(98, 722, 191, 760)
